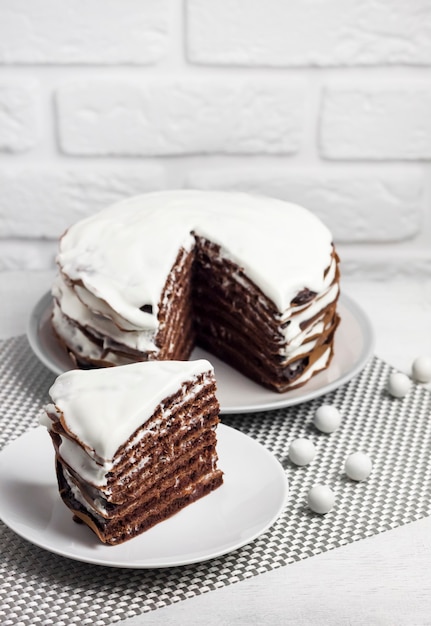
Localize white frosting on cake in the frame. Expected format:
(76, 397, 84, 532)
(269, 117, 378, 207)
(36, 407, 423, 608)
(52, 277, 157, 353)
(47, 359, 213, 461)
(57, 190, 334, 326)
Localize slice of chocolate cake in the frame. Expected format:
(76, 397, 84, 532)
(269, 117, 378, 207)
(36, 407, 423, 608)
(40, 360, 223, 545)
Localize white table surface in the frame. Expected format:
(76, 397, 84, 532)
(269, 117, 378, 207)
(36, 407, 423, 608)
(1, 271, 431, 626)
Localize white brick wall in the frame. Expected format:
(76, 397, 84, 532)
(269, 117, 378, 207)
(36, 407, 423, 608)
(0, 0, 169, 64)
(0, 165, 165, 238)
(187, 168, 424, 243)
(57, 79, 305, 156)
(187, 0, 431, 66)
(0, 0, 430, 279)
(320, 83, 431, 159)
(0, 80, 40, 152)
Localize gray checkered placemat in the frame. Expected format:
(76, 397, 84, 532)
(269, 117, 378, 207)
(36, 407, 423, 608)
(1, 335, 430, 626)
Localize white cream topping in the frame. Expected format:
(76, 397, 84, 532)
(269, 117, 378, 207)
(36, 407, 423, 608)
(57, 190, 334, 325)
(52, 302, 132, 366)
(59, 436, 112, 486)
(62, 467, 107, 518)
(291, 347, 331, 386)
(47, 359, 213, 461)
(282, 282, 339, 344)
(277, 255, 338, 323)
(53, 277, 157, 353)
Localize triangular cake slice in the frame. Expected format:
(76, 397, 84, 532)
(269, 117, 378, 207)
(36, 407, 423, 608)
(41, 359, 223, 545)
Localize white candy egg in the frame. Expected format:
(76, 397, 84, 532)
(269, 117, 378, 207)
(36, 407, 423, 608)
(345, 452, 372, 481)
(412, 356, 431, 383)
(307, 485, 335, 514)
(288, 438, 316, 466)
(314, 404, 342, 433)
(387, 372, 411, 398)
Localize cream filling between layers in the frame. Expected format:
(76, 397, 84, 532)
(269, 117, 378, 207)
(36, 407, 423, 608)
(63, 467, 108, 519)
(282, 282, 339, 346)
(59, 404, 218, 518)
(217, 246, 338, 354)
(58, 437, 114, 487)
(279, 256, 337, 322)
(292, 347, 331, 386)
(47, 367, 215, 486)
(63, 462, 220, 524)
(53, 276, 158, 354)
(56, 253, 338, 357)
(52, 303, 132, 366)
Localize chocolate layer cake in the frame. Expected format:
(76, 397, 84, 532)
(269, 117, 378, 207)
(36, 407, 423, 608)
(40, 359, 223, 545)
(52, 190, 340, 392)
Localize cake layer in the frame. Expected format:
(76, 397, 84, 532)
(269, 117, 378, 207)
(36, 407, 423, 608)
(192, 237, 340, 391)
(63, 468, 223, 546)
(47, 373, 219, 496)
(42, 361, 223, 545)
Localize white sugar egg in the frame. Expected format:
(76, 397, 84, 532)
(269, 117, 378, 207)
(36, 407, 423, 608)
(345, 452, 372, 481)
(387, 372, 411, 398)
(412, 356, 431, 383)
(288, 438, 316, 466)
(314, 404, 342, 433)
(307, 485, 335, 514)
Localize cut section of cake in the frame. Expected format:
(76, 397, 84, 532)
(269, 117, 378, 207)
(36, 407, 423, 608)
(52, 190, 340, 392)
(40, 359, 223, 545)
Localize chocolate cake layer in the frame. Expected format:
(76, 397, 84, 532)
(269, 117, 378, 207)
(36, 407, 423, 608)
(192, 238, 340, 392)
(42, 361, 223, 545)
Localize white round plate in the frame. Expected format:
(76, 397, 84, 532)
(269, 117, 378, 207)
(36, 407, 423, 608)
(0, 424, 288, 568)
(27, 292, 374, 414)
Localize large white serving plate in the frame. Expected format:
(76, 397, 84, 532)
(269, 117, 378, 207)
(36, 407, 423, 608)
(0, 424, 288, 569)
(27, 292, 374, 413)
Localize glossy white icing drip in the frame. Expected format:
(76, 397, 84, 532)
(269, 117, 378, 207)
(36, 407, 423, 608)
(278, 255, 338, 323)
(282, 282, 339, 345)
(63, 467, 107, 518)
(59, 437, 112, 486)
(52, 302, 132, 366)
(57, 190, 334, 324)
(292, 347, 331, 386)
(47, 359, 213, 461)
(53, 276, 158, 353)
